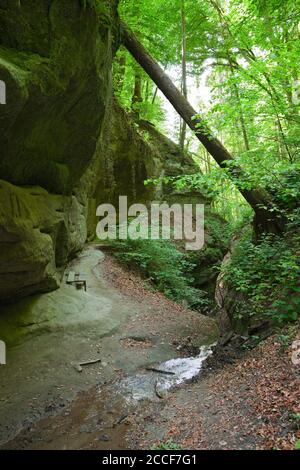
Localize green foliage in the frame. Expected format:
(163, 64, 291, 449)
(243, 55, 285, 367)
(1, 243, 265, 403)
(113, 49, 166, 126)
(295, 439, 300, 450)
(289, 413, 300, 431)
(151, 439, 183, 450)
(119, 0, 300, 225)
(81, 0, 112, 27)
(242, 335, 262, 350)
(115, 0, 300, 328)
(146, 171, 252, 224)
(276, 334, 291, 351)
(189, 211, 230, 263)
(112, 237, 210, 309)
(222, 231, 300, 324)
(113, 0, 174, 127)
(265, 166, 300, 230)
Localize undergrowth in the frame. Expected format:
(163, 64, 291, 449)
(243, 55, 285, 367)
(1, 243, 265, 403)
(111, 237, 211, 310)
(151, 439, 183, 450)
(222, 229, 300, 325)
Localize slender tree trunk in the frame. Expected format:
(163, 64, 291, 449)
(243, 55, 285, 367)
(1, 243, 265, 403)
(228, 59, 250, 152)
(205, 150, 211, 174)
(179, 0, 187, 151)
(210, 1, 250, 152)
(121, 22, 284, 235)
(210, 0, 292, 162)
(276, 121, 285, 159)
(152, 86, 158, 104)
(131, 67, 143, 119)
(144, 78, 150, 102)
(114, 53, 126, 93)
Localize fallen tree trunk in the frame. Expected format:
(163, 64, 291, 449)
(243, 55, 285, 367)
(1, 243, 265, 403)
(121, 22, 284, 235)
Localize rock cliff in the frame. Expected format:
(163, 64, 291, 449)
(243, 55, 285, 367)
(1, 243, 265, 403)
(0, 1, 204, 303)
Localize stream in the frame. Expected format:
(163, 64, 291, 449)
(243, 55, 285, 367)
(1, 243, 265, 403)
(0, 245, 218, 450)
(1, 344, 216, 450)
(121, 344, 215, 403)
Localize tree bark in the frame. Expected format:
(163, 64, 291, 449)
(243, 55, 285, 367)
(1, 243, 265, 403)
(131, 66, 143, 119)
(227, 58, 250, 152)
(121, 22, 284, 235)
(152, 86, 158, 104)
(114, 53, 126, 94)
(179, 0, 187, 151)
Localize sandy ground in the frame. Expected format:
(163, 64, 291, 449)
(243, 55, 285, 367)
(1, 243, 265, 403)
(0, 244, 216, 448)
(1, 245, 298, 450)
(127, 333, 300, 450)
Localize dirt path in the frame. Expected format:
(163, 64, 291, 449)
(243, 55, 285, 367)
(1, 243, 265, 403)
(127, 333, 300, 450)
(1, 245, 298, 450)
(0, 245, 217, 449)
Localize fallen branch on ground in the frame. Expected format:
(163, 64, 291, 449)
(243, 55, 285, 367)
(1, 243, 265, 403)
(146, 367, 175, 375)
(71, 358, 102, 373)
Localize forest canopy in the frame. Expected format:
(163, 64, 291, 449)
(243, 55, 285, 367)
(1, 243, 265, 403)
(115, 0, 300, 223)
(110, 0, 300, 327)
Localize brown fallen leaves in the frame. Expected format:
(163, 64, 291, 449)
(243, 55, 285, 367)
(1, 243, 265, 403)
(194, 334, 299, 449)
(128, 331, 300, 450)
(104, 253, 299, 450)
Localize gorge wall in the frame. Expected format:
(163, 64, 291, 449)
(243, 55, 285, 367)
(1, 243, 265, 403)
(0, 0, 207, 303)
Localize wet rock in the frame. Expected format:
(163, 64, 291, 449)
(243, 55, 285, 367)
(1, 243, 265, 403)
(155, 381, 168, 400)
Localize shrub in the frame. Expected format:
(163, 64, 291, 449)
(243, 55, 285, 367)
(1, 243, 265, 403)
(222, 230, 300, 324)
(112, 237, 210, 309)
(151, 439, 182, 450)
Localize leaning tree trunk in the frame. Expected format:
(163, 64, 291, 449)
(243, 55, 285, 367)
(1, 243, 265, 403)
(179, 0, 188, 152)
(120, 21, 284, 235)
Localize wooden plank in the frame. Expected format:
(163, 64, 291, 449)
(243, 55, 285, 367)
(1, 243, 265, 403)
(66, 271, 87, 291)
(67, 271, 76, 283)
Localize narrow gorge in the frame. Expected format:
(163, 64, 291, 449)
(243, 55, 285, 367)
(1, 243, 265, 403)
(0, 0, 299, 454)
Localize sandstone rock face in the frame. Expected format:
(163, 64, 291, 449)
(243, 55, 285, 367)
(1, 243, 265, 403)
(0, 1, 200, 303)
(94, 102, 201, 208)
(0, 2, 225, 304)
(0, 179, 88, 301)
(0, 0, 118, 194)
(0, 0, 118, 301)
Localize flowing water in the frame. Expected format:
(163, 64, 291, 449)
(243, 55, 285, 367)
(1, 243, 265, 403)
(120, 344, 215, 403)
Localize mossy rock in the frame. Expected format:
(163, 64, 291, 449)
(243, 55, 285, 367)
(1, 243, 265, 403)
(0, 180, 87, 302)
(0, 0, 117, 194)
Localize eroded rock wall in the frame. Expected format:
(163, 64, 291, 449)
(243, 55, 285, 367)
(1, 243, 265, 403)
(0, 0, 118, 193)
(0, 180, 88, 301)
(94, 101, 200, 209)
(0, 1, 202, 303)
(0, 0, 118, 301)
